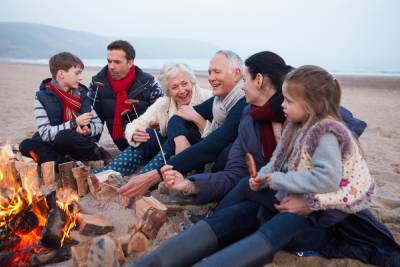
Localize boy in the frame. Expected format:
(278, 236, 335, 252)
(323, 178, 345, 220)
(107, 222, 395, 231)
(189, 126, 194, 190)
(20, 52, 110, 164)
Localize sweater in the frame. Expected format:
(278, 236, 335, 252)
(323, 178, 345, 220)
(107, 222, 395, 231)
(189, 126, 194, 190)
(124, 87, 211, 147)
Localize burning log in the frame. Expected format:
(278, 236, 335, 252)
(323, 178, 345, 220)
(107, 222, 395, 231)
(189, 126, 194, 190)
(41, 161, 56, 186)
(8, 210, 39, 234)
(0, 144, 16, 160)
(30, 246, 71, 266)
(139, 207, 167, 240)
(58, 161, 77, 191)
(135, 196, 167, 218)
(77, 213, 113, 235)
(72, 166, 90, 197)
(0, 251, 14, 266)
(0, 160, 19, 187)
(0, 234, 20, 251)
(18, 162, 40, 193)
(41, 207, 67, 248)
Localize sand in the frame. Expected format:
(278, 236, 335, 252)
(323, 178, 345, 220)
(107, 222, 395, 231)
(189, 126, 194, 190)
(0, 62, 399, 266)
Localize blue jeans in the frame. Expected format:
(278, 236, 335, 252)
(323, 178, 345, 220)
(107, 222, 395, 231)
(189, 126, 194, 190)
(206, 201, 328, 253)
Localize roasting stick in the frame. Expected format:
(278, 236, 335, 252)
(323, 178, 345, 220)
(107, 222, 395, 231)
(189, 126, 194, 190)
(92, 82, 104, 109)
(125, 99, 140, 118)
(149, 121, 167, 165)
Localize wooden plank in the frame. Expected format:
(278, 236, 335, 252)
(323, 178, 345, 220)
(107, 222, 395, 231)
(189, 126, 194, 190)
(72, 166, 90, 197)
(135, 196, 167, 218)
(58, 161, 76, 190)
(18, 162, 40, 193)
(77, 213, 113, 235)
(41, 161, 56, 186)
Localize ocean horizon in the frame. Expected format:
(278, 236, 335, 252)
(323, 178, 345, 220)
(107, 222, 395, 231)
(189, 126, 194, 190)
(2, 57, 400, 76)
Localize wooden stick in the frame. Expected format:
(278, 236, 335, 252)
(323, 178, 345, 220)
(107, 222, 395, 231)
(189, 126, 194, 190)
(153, 129, 167, 165)
(41, 161, 56, 186)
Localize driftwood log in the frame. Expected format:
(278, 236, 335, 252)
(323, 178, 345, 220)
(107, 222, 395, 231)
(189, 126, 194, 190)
(58, 161, 77, 190)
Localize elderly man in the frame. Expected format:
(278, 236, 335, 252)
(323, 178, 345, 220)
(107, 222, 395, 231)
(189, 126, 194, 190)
(119, 50, 247, 198)
(89, 40, 163, 151)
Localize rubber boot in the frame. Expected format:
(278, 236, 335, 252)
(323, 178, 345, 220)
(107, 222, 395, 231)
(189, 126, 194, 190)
(194, 232, 273, 267)
(133, 220, 219, 267)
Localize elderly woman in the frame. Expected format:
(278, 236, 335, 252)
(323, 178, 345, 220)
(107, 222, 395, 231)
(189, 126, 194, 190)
(93, 63, 211, 176)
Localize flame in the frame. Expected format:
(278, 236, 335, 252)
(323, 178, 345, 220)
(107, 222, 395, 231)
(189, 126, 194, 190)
(56, 187, 79, 246)
(0, 145, 79, 265)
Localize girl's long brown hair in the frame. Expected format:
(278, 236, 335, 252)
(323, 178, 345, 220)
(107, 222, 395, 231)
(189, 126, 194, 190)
(280, 65, 343, 162)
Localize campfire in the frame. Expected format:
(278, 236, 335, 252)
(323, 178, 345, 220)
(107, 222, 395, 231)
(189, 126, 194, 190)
(0, 147, 78, 266)
(0, 144, 169, 267)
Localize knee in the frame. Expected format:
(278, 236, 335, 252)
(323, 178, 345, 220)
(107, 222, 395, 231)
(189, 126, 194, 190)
(53, 129, 78, 146)
(19, 139, 34, 156)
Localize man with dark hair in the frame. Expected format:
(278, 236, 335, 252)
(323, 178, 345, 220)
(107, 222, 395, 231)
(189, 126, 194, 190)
(89, 40, 163, 151)
(20, 52, 105, 164)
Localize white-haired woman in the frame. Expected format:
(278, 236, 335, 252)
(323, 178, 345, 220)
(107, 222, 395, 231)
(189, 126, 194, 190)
(93, 63, 211, 175)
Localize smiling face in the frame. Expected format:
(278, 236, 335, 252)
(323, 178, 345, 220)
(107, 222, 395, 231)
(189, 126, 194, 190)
(166, 71, 194, 105)
(107, 49, 133, 80)
(208, 53, 241, 98)
(57, 66, 83, 91)
(282, 82, 309, 124)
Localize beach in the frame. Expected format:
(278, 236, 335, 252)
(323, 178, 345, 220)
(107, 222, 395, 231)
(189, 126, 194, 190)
(0, 62, 399, 266)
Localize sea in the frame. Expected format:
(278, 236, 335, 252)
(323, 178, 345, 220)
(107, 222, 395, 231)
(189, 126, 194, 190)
(4, 58, 400, 76)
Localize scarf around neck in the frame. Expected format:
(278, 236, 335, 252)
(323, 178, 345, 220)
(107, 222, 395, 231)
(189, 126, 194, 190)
(209, 80, 244, 133)
(46, 80, 81, 122)
(107, 66, 136, 140)
(250, 91, 285, 162)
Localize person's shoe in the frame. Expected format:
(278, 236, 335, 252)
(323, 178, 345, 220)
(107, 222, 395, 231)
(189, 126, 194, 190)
(133, 220, 219, 267)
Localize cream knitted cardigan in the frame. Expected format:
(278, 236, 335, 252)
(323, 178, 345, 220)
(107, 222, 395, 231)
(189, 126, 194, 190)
(124, 86, 212, 147)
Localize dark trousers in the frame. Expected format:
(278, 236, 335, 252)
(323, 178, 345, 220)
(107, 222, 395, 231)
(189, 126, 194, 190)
(206, 201, 328, 253)
(20, 129, 99, 164)
(217, 178, 279, 221)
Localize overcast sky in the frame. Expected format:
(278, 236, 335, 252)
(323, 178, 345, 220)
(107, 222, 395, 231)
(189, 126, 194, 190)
(1, 0, 399, 71)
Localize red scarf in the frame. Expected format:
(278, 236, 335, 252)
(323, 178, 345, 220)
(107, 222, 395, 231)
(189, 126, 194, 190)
(107, 66, 136, 140)
(250, 103, 278, 163)
(46, 82, 81, 122)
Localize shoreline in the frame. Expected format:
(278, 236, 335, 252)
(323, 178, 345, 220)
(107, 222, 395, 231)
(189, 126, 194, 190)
(1, 61, 400, 90)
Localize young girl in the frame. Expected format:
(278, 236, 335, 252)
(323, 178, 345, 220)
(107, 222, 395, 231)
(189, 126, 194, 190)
(133, 66, 400, 267)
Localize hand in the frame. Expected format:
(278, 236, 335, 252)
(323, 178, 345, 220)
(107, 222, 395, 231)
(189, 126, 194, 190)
(249, 173, 272, 191)
(118, 170, 161, 198)
(175, 106, 199, 122)
(76, 112, 93, 126)
(274, 195, 312, 216)
(132, 129, 150, 143)
(161, 165, 188, 192)
(76, 125, 91, 136)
